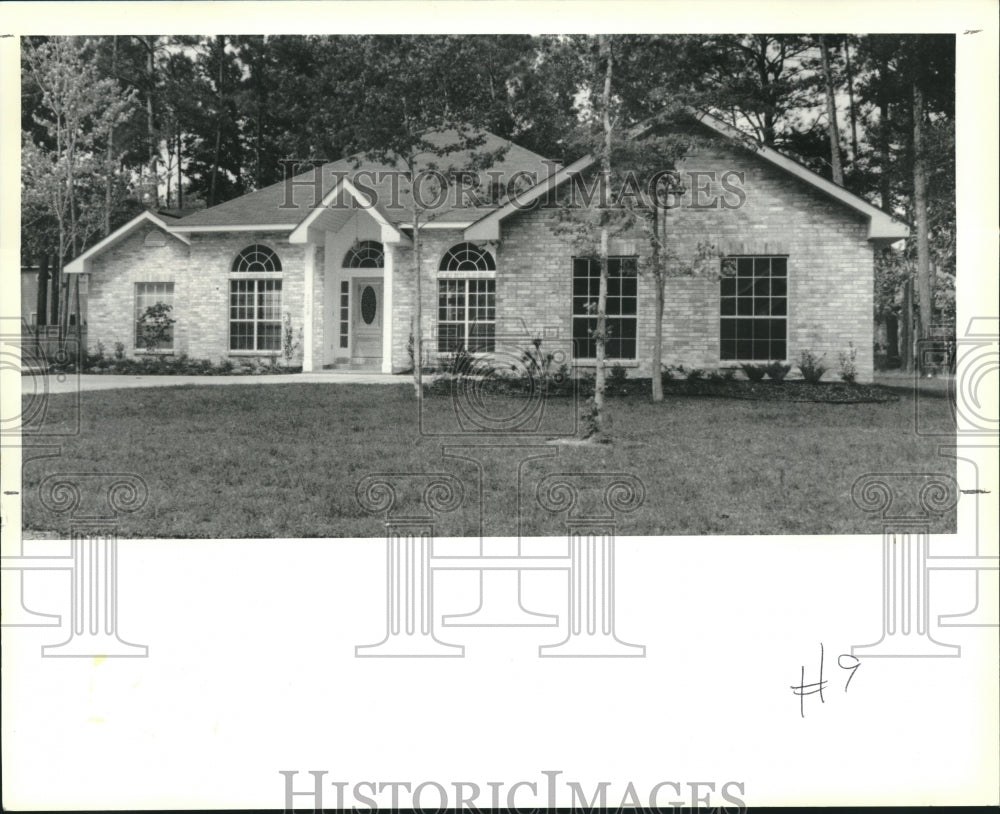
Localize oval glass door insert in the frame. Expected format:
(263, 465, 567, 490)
(361, 285, 377, 324)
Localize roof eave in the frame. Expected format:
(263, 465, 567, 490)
(64, 211, 189, 274)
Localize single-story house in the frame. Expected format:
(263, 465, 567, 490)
(63, 110, 907, 382)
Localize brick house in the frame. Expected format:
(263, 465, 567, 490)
(64, 111, 907, 382)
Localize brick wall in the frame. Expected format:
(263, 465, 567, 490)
(387, 137, 875, 382)
(87, 223, 306, 365)
(86, 135, 876, 382)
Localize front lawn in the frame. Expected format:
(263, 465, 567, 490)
(20, 379, 956, 537)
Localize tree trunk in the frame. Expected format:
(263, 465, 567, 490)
(176, 129, 183, 209)
(877, 57, 892, 213)
(651, 207, 665, 402)
(145, 36, 158, 208)
(912, 80, 933, 371)
(901, 279, 914, 372)
(49, 255, 60, 326)
(209, 36, 224, 207)
(843, 37, 860, 167)
(36, 253, 49, 327)
(819, 35, 844, 185)
(592, 34, 613, 438)
(106, 35, 117, 236)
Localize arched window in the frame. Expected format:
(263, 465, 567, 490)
(343, 240, 384, 269)
(438, 242, 496, 272)
(229, 245, 282, 352)
(437, 243, 495, 354)
(232, 244, 282, 273)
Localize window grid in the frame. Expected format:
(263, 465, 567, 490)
(339, 281, 349, 348)
(438, 278, 496, 353)
(720, 256, 787, 361)
(439, 242, 496, 272)
(134, 282, 175, 349)
(229, 279, 282, 351)
(232, 244, 281, 273)
(343, 240, 384, 269)
(572, 257, 638, 360)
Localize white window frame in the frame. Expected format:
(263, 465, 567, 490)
(437, 277, 496, 354)
(134, 281, 175, 353)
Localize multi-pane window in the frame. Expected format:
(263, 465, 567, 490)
(438, 279, 496, 353)
(720, 256, 787, 361)
(572, 257, 638, 359)
(339, 281, 349, 349)
(230, 245, 282, 352)
(231, 244, 281, 274)
(229, 279, 282, 351)
(343, 240, 384, 268)
(439, 242, 496, 272)
(134, 282, 174, 349)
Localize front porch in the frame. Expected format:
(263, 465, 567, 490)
(291, 181, 408, 375)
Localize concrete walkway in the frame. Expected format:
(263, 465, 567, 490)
(27, 371, 407, 394)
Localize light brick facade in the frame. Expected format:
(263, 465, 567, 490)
(81, 134, 877, 383)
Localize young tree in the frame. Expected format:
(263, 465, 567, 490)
(22, 36, 137, 341)
(336, 35, 511, 399)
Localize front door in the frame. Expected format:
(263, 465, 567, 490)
(351, 278, 383, 367)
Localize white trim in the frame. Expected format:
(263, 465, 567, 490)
(171, 223, 296, 233)
(436, 269, 496, 280)
(465, 109, 910, 244)
(688, 110, 909, 242)
(381, 249, 394, 374)
(465, 157, 590, 242)
(227, 271, 283, 280)
(401, 221, 474, 229)
(303, 243, 316, 372)
(64, 211, 190, 274)
(288, 177, 406, 246)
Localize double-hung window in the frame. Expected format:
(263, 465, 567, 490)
(134, 282, 175, 350)
(572, 256, 638, 360)
(720, 256, 787, 361)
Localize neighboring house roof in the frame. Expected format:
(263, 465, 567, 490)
(173, 129, 559, 232)
(64, 211, 190, 274)
(467, 108, 909, 244)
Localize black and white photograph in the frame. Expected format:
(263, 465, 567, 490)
(2, 1, 997, 810)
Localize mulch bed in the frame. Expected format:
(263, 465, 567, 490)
(427, 375, 900, 404)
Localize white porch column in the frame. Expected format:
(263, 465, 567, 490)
(381, 246, 394, 373)
(302, 242, 316, 372)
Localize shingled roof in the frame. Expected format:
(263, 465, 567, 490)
(175, 130, 559, 230)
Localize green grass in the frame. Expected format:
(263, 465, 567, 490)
(21, 379, 956, 537)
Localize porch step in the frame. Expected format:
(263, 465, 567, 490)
(326, 360, 381, 372)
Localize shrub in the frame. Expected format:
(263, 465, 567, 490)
(764, 361, 792, 381)
(113, 341, 126, 361)
(708, 370, 724, 382)
(282, 312, 300, 365)
(740, 363, 767, 381)
(660, 364, 675, 381)
(136, 302, 175, 352)
(721, 368, 737, 381)
(518, 337, 559, 386)
(838, 342, 858, 384)
(798, 350, 828, 384)
(608, 363, 627, 387)
(685, 367, 705, 382)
